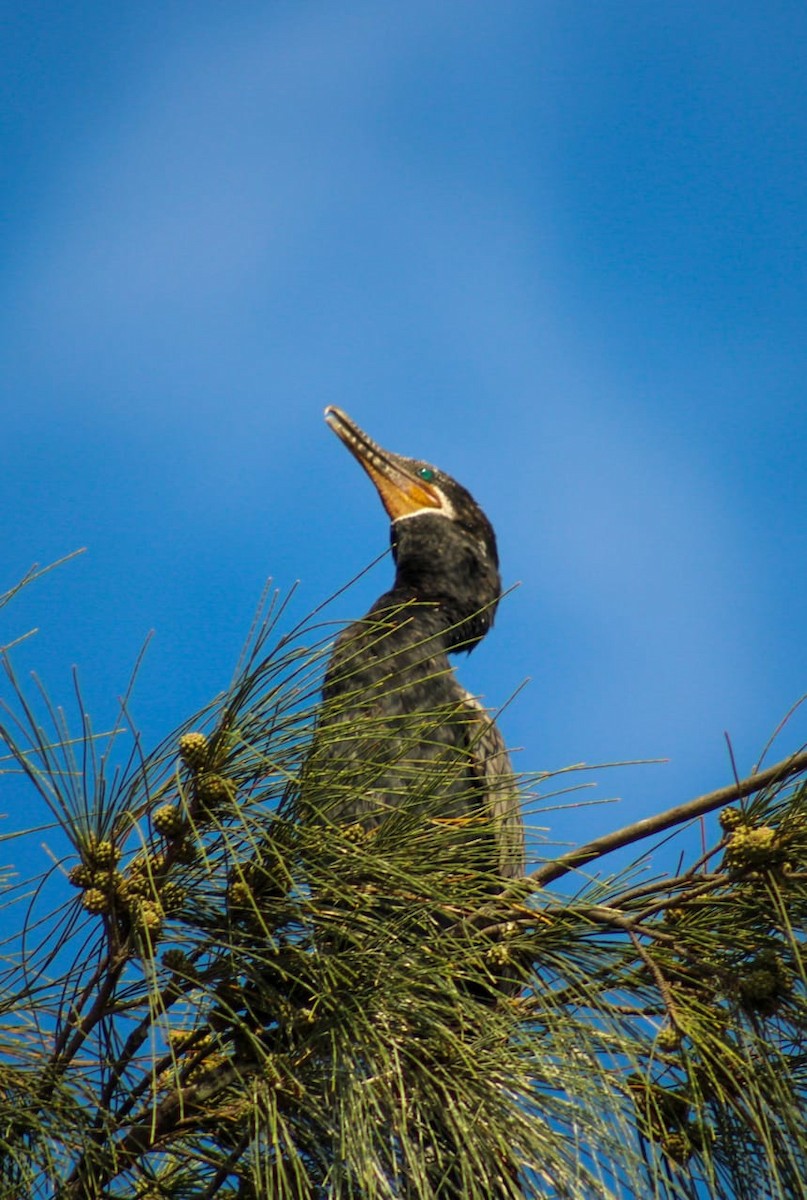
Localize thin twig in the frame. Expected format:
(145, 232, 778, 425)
(65, 1058, 256, 1198)
(608, 866, 723, 912)
(626, 927, 681, 1031)
(526, 749, 807, 890)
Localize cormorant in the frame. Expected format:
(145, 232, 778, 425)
(317, 407, 524, 882)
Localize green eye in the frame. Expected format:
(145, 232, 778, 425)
(418, 467, 435, 482)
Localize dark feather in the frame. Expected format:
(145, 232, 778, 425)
(314, 408, 525, 884)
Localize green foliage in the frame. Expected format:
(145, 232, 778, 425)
(0, 565, 805, 1198)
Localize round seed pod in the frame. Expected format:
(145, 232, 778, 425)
(162, 949, 191, 973)
(68, 863, 93, 889)
(82, 888, 111, 914)
(91, 839, 122, 869)
(159, 881, 187, 915)
(152, 804, 186, 838)
(195, 773, 235, 810)
(719, 806, 744, 832)
(724, 825, 779, 872)
(178, 731, 209, 770)
(133, 898, 164, 936)
(172, 838, 200, 865)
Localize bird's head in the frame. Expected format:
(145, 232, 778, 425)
(325, 406, 502, 651)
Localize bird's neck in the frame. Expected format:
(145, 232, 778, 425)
(378, 578, 492, 655)
(382, 512, 501, 654)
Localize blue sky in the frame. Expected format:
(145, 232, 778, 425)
(2, 2, 806, 878)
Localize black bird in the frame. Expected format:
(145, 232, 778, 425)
(316, 407, 524, 882)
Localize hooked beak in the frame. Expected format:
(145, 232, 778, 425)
(324, 406, 442, 520)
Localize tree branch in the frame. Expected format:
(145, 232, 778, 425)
(65, 1058, 257, 1198)
(527, 748, 807, 890)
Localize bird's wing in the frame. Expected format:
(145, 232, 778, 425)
(459, 690, 525, 880)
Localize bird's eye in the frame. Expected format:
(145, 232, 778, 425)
(418, 467, 435, 482)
